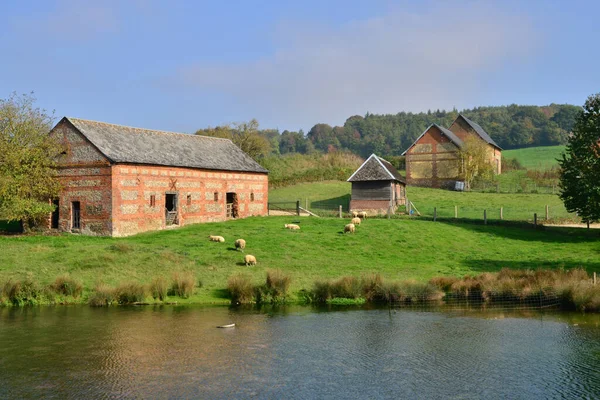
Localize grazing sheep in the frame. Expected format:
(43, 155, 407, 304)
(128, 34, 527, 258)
(244, 254, 257, 266)
(344, 223, 356, 234)
(357, 211, 368, 219)
(235, 238, 246, 252)
(351, 211, 359, 218)
(351, 217, 361, 226)
(284, 224, 300, 230)
(208, 235, 225, 242)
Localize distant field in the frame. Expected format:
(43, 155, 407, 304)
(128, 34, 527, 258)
(1, 216, 598, 305)
(503, 145, 566, 170)
(269, 181, 575, 222)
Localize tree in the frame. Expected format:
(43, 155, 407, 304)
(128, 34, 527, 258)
(458, 136, 495, 191)
(195, 119, 271, 160)
(0, 93, 62, 228)
(558, 94, 600, 225)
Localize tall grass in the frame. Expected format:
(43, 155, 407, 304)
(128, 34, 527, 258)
(255, 269, 292, 304)
(227, 274, 255, 304)
(88, 283, 116, 307)
(115, 282, 147, 304)
(50, 274, 83, 298)
(170, 271, 196, 298)
(150, 276, 169, 301)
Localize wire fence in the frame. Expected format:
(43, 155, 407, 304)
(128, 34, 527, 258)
(471, 182, 560, 195)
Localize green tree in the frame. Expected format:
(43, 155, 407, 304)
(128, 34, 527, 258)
(458, 136, 495, 191)
(195, 119, 271, 160)
(558, 93, 600, 225)
(0, 93, 62, 228)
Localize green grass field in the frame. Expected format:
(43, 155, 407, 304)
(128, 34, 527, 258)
(503, 145, 566, 170)
(1, 215, 598, 305)
(269, 181, 575, 222)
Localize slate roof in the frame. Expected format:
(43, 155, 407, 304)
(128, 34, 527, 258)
(401, 124, 463, 156)
(457, 114, 502, 150)
(60, 117, 268, 173)
(347, 154, 405, 183)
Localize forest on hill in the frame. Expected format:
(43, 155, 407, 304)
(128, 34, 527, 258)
(280, 104, 580, 158)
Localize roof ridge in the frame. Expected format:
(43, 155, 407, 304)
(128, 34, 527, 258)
(66, 117, 231, 142)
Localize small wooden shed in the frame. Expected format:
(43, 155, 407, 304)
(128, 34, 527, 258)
(347, 154, 406, 214)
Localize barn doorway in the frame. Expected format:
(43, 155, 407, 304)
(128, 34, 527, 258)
(71, 201, 81, 231)
(226, 192, 238, 218)
(165, 192, 178, 225)
(51, 199, 59, 229)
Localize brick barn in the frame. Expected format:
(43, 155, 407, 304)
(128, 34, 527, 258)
(347, 154, 406, 214)
(49, 117, 269, 236)
(402, 114, 502, 189)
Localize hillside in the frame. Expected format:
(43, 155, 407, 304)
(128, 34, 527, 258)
(1, 216, 598, 305)
(503, 145, 565, 170)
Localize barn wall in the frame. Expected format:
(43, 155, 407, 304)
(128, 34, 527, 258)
(405, 126, 460, 189)
(351, 181, 391, 200)
(449, 119, 502, 174)
(52, 120, 113, 235)
(350, 180, 406, 214)
(111, 164, 268, 237)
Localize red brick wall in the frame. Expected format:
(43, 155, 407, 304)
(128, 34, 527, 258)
(52, 120, 113, 235)
(111, 164, 268, 237)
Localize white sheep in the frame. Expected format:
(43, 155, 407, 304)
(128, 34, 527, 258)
(357, 211, 368, 219)
(235, 238, 246, 252)
(208, 235, 225, 242)
(351, 211, 359, 218)
(344, 223, 356, 234)
(351, 217, 361, 226)
(244, 254, 257, 266)
(284, 224, 300, 230)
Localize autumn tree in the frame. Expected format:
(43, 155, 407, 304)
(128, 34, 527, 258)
(558, 93, 600, 225)
(0, 93, 62, 228)
(458, 136, 494, 191)
(195, 119, 271, 160)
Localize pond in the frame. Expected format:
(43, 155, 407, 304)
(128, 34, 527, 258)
(0, 305, 599, 399)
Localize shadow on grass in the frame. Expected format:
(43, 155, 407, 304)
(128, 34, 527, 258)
(436, 218, 600, 244)
(461, 259, 600, 274)
(211, 288, 230, 300)
(312, 194, 350, 210)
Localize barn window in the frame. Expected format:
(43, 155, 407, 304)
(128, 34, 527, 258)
(214, 192, 219, 202)
(250, 192, 255, 202)
(150, 195, 156, 207)
(187, 194, 192, 205)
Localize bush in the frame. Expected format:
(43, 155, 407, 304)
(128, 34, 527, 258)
(51, 274, 83, 298)
(266, 269, 291, 298)
(312, 280, 332, 303)
(88, 283, 116, 307)
(170, 271, 196, 298)
(2, 278, 46, 305)
(361, 273, 385, 302)
(227, 274, 255, 304)
(115, 282, 147, 304)
(330, 276, 362, 299)
(150, 276, 169, 301)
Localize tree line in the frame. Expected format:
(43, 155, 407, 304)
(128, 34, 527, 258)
(197, 104, 580, 159)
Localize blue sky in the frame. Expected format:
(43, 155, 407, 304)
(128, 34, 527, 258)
(1, 0, 598, 133)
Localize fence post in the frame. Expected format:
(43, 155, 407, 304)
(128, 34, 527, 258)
(306, 198, 308, 211)
(534, 213, 537, 228)
(484, 209, 487, 225)
(387, 206, 391, 219)
(339, 205, 342, 218)
(454, 205, 458, 219)
(594, 272, 597, 286)
(500, 207, 503, 220)
(434, 207, 437, 222)
(545, 205, 549, 220)
(267, 202, 270, 216)
(296, 200, 300, 216)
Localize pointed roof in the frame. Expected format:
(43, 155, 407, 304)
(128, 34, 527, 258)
(401, 124, 463, 156)
(56, 117, 268, 173)
(347, 154, 405, 183)
(455, 114, 502, 150)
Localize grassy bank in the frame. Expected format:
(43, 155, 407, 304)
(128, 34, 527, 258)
(1, 216, 598, 305)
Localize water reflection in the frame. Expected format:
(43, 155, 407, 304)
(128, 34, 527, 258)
(0, 306, 598, 399)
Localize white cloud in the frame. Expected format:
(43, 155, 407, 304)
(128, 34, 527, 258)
(177, 3, 537, 129)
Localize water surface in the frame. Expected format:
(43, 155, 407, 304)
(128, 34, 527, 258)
(0, 306, 599, 399)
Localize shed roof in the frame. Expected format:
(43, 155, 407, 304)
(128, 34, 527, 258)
(401, 124, 463, 156)
(347, 154, 405, 183)
(456, 114, 502, 150)
(58, 117, 268, 173)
